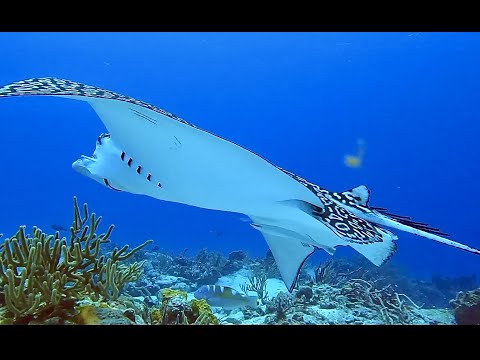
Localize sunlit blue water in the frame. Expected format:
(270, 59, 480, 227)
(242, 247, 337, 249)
(0, 32, 478, 282)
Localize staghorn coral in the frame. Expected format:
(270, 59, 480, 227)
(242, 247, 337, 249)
(335, 278, 422, 324)
(0, 196, 152, 322)
(305, 255, 450, 308)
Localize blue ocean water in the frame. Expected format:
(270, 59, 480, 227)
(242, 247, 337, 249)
(0, 32, 478, 282)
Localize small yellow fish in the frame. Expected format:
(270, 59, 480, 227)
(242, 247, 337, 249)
(344, 138, 366, 168)
(344, 155, 362, 168)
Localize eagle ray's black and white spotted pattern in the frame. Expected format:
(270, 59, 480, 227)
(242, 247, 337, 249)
(325, 189, 369, 211)
(0, 77, 195, 127)
(320, 187, 449, 237)
(277, 167, 386, 244)
(278, 167, 449, 239)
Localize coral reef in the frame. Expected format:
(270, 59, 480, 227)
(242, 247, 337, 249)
(450, 288, 480, 325)
(295, 286, 313, 304)
(1, 205, 469, 326)
(251, 250, 280, 279)
(148, 249, 225, 286)
(334, 278, 422, 324)
(0, 197, 151, 324)
(72, 296, 150, 325)
(150, 288, 218, 325)
(241, 279, 451, 325)
(240, 272, 269, 304)
(306, 256, 472, 309)
(191, 299, 218, 325)
(119, 250, 462, 325)
(311, 258, 363, 285)
(265, 292, 295, 324)
(432, 274, 478, 305)
(128, 247, 255, 297)
(75, 305, 101, 325)
(222, 250, 249, 273)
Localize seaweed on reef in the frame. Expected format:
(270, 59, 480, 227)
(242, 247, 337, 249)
(305, 256, 447, 308)
(266, 292, 294, 322)
(335, 278, 422, 324)
(312, 259, 364, 286)
(240, 271, 269, 305)
(0, 196, 152, 323)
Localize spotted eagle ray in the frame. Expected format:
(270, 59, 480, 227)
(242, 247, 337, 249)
(1, 77, 479, 292)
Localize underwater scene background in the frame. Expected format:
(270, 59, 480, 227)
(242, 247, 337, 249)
(0, 32, 479, 325)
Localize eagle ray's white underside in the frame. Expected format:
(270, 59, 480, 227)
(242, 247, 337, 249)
(86, 97, 322, 213)
(1, 78, 474, 293)
(70, 96, 351, 291)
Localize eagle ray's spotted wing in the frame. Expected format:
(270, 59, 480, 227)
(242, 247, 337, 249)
(0, 77, 196, 128)
(277, 167, 393, 245)
(284, 174, 480, 258)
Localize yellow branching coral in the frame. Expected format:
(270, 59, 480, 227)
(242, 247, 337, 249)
(152, 288, 218, 325)
(0, 196, 152, 321)
(160, 288, 188, 303)
(156, 288, 189, 324)
(150, 308, 163, 323)
(75, 305, 100, 325)
(190, 299, 218, 325)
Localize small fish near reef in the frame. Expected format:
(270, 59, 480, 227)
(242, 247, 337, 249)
(209, 230, 224, 237)
(1, 78, 480, 294)
(194, 285, 258, 310)
(51, 224, 67, 232)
